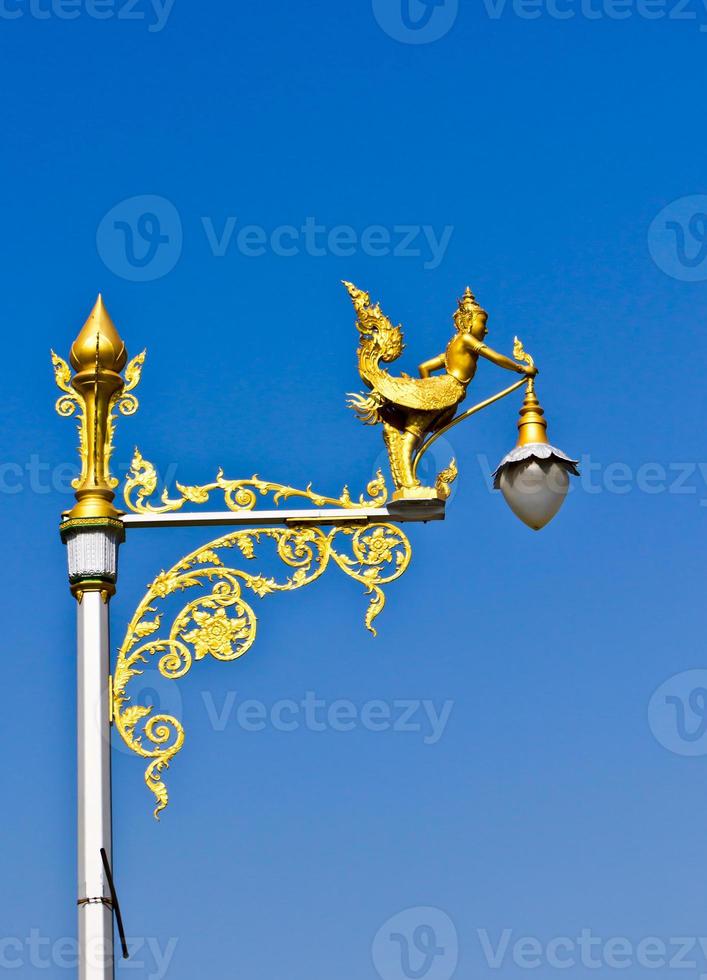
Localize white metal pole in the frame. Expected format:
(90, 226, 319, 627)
(76, 589, 114, 980)
(63, 519, 123, 980)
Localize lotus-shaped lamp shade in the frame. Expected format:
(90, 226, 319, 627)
(494, 382, 579, 531)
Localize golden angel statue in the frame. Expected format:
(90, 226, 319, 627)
(345, 281, 538, 499)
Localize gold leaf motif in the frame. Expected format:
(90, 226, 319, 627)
(151, 571, 180, 598)
(237, 537, 255, 559)
(124, 350, 146, 392)
(149, 773, 170, 819)
(194, 550, 221, 566)
(120, 704, 152, 730)
(364, 589, 386, 637)
(51, 351, 73, 395)
(134, 614, 162, 639)
(248, 575, 276, 597)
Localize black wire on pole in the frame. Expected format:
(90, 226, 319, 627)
(100, 847, 129, 959)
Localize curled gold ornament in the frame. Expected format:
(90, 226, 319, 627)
(52, 351, 88, 480)
(434, 459, 458, 500)
(113, 522, 411, 818)
(123, 447, 389, 515)
(512, 336, 535, 371)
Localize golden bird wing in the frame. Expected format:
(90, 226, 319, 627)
(373, 372, 465, 411)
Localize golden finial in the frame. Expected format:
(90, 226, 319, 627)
(52, 295, 145, 521)
(70, 293, 127, 377)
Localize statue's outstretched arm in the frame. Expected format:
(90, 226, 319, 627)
(477, 343, 537, 376)
(419, 353, 445, 379)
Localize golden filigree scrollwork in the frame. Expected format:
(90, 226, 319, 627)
(123, 447, 389, 515)
(113, 522, 411, 818)
(52, 350, 88, 474)
(105, 351, 145, 489)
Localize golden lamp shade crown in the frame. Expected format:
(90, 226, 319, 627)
(70, 294, 127, 377)
(516, 381, 548, 448)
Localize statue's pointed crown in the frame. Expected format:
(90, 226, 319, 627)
(454, 286, 487, 331)
(458, 286, 486, 316)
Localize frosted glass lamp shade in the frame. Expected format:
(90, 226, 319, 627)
(493, 443, 579, 531)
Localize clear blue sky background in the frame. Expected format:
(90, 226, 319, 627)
(2, 1, 707, 977)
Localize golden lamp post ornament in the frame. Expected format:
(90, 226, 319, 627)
(53, 283, 577, 980)
(344, 281, 578, 528)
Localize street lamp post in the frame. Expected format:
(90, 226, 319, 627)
(52, 297, 131, 980)
(53, 284, 577, 978)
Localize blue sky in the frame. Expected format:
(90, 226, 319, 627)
(2, 1, 707, 977)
